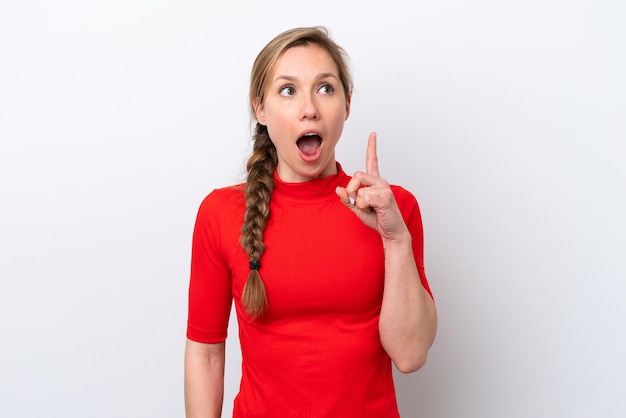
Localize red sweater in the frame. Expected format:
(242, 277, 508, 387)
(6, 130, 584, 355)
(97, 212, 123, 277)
(187, 164, 432, 417)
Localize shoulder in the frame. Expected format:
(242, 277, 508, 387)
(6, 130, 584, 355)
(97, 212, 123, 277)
(200, 183, 245, 205)
(389, 184, 424, 225)
(390, 184, 419, 209)
(196, 183, 246, 219)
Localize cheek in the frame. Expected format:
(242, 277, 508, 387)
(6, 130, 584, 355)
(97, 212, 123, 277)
(264, 105, 292, 128)
(265, 109, 295, 140)
(330, 106, 347, 128)
(266, 125, 290, 151)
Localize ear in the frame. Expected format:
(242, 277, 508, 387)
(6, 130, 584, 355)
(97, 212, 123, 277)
(253, 98, 266, 125)
(344, 94, 351, 121)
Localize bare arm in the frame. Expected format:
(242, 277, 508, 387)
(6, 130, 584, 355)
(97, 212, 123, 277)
(378, 232, 437, 373)
(336, 132, 437, 373)
(184, 339, 226, 418)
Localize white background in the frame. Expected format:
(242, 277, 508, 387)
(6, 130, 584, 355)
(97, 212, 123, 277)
(1, 1, 625, 417)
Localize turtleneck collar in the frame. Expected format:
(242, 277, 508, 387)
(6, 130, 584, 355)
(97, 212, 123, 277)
(272, 162, 351, 204)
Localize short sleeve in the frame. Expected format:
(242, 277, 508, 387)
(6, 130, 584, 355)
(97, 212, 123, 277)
(392, 186, 434, 301)
(186, 191, 234, 343)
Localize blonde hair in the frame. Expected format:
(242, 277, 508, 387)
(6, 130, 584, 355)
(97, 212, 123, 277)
(240, 26, 353, 318)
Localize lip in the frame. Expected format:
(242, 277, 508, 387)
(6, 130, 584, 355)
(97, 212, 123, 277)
(296, 129, 323, 162)
(297, 129, 323, 139)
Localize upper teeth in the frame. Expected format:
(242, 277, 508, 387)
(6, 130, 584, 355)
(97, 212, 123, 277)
(304, 132, 316, 136)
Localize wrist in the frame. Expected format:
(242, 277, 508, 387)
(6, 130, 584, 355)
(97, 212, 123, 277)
(382, 230, 412, 250)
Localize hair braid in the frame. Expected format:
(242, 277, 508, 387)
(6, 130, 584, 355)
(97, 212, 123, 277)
(240, 123, 277, 318)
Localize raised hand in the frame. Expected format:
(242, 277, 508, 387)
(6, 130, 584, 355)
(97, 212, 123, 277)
(336, 132, 410, 245)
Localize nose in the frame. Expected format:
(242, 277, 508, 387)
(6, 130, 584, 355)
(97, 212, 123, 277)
(300, 93, 319, 120)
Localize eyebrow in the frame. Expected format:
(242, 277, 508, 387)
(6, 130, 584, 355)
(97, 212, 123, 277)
(273, 72, 339, 83)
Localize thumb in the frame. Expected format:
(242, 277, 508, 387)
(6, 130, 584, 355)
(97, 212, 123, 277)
(335, 186, 354, 206)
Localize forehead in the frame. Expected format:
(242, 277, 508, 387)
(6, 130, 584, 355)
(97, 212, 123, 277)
(271, 44, 339, 80)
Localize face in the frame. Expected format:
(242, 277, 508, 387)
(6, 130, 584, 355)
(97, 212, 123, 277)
(254, 44, 351, 183)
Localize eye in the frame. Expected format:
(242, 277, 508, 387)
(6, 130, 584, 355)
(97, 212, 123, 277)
(279, 85, 296, 96)
(318, 83, 335, 94)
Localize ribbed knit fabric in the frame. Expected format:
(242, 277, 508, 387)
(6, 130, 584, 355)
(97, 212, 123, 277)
(187, 163, 431, 417)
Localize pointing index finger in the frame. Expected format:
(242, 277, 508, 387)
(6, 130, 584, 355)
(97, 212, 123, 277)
(366, 132, 380, 177)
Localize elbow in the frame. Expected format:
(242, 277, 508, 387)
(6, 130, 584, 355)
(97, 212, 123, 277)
(393, 351, 428, 374)
(382, 330, 437, 374)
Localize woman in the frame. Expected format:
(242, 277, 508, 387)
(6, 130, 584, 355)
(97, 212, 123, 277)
(185, 26, 437, 418)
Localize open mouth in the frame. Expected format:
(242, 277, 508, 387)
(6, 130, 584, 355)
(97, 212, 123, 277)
(296, 133, 322, 157)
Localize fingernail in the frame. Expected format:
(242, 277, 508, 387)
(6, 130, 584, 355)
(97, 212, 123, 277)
(349, 196, 355, 205)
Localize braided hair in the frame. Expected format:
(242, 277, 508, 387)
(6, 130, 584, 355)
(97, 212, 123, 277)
(240, 123, 277, 318)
